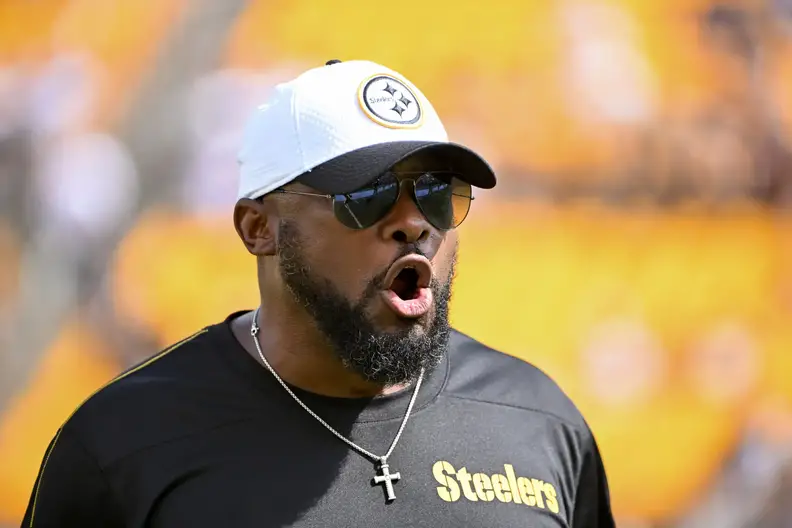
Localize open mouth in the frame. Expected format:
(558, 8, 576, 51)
(390, 267, 421, 300)
(383, 255, 433, 300)
(381, 256, 434, 319)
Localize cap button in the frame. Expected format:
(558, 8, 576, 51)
(325, 59, 342, 66)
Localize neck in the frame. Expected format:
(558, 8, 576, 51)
(230, 304, 410, 398)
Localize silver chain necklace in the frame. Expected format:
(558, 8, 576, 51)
(250, 307, 424, 502)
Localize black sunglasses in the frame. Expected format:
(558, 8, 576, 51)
(272, 170, 474, 231)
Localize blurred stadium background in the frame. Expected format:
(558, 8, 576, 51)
(1, 0, 792, 526)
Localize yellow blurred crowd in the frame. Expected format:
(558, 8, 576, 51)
(1, 0, 792, 525)
(2, 0, 792, 185)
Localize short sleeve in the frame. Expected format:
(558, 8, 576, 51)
(21, 427, 123, 528)
(571, 427, 616, 528)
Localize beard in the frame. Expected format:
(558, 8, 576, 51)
(276, 221, 453, 386)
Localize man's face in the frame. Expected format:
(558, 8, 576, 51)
(274, 155, 460, 386)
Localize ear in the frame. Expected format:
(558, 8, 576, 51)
(234, 198, 277, 256)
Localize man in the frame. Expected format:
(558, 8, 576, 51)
(23, 60, 615, 527)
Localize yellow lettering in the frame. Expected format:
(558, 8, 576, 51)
(432, 460, 460, 502)
(432, 460, 560, 514)
(491, 474, 513, 503)
(503, 464, 523, 505)
(456, 467, 478, 501)
(472, 473, 494, 501)
(531, 479, 546, 508)
(517, 477, 536, 506)
(544, 483, 560, 514)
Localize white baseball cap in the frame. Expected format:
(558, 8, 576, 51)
(236, 59, 496, 200)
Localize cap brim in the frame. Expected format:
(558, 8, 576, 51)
(296, 141, 496, 194)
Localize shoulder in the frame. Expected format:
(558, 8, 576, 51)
(445, 329, 588, 431)
(61, 326, 249, 466)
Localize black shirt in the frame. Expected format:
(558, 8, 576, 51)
(23, 313, 615, 527)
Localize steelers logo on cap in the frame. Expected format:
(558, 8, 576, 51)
(358, 74, 423, 129)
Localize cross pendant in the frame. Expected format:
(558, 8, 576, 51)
(372, 462, 401, 502)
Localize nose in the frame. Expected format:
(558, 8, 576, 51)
(378, 182, 432, 244)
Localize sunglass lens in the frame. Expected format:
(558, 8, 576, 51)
(414, 172, 472, 230)
(332, 175, 400, 229)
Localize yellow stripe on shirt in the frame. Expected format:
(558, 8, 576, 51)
(28, 328, 208, 527)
